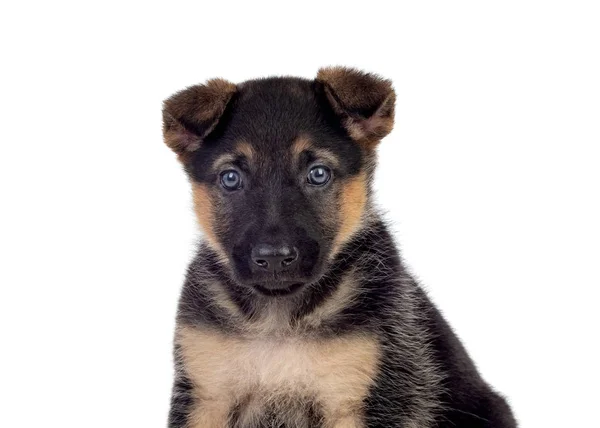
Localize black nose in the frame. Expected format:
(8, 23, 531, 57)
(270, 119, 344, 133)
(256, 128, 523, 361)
(251, 244, 299, 273)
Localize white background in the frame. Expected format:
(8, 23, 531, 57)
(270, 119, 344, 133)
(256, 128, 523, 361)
(1, 1, 598, 427)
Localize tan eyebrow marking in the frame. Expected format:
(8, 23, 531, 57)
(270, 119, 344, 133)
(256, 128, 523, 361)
(235, 141, 255, 161)
(311, 148, 341, 168)
(292, 135, 313, 157)
(211, 141, 256, 171)
(292, 135, 341, 168)
(211, 153, 237, 171)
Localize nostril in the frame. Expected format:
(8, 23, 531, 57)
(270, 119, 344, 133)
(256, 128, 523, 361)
(251, 244, 299, 271)
(254, 259, 269, 268)
(281, 257, 295, 267)
(280, 247, 299, 268)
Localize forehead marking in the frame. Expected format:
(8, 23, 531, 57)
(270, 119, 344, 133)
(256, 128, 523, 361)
(211, 141, 256, 171)
(291, 136, 341, 168)
(212, 153, 237, 171)
(292, 135, 313, 157)
(235, 141, 255, 161)
(311, 148, 341, 169)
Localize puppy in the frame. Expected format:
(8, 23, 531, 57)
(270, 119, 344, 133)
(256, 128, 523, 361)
(163, 67, 517, 427)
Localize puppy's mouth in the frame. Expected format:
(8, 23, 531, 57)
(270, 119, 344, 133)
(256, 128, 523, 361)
(252, 282, 305, 297)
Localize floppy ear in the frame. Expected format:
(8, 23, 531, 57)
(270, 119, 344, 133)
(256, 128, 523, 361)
(162, 78, 237, 160)
(317, 66, 395, 148)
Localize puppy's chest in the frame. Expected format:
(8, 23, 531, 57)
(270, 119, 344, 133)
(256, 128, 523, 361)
(178, 326, 380, 427)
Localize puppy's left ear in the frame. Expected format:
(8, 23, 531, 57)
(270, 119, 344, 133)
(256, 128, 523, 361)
(317, 66, 395, 148)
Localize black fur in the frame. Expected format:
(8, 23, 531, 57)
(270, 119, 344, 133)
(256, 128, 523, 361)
(164, 69, 516, 427)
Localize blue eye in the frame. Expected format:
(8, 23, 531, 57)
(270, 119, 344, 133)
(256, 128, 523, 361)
(220, 170, 242, 190)
(307, 166, 331, 186)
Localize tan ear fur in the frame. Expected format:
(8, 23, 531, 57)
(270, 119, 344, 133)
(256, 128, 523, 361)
(317, 66, 395, 148)
(162, 78, 237, 160)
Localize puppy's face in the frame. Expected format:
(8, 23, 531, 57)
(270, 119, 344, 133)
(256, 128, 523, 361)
(163, 68, 395, 297)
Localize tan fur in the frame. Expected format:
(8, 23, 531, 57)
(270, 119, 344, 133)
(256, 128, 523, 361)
(193, 78, 237, 122)
(235, 141, 255, 161)
(177, 325, 380, 427)
(245, 301, 297, 337)
(317, 67, 395, 148)
(343, 119, 369, 143)
(292, 136, 341, 170)
(313, 148, 341, 169)
(316, 67, 392, 115)
(211, 153, 237, 171)
(163, 78, 237, 158)
(210, 143, 255, 173)
(301, 271, 360, 330)
(331, 172, 368, 257)
(163, 121, 201, 163)
(191, 183, 227, 260)
(330, 415, 364, 428)
(187, 399, 231, 428)
(208, 280, 244, 319)
(292, 135, 313, 158)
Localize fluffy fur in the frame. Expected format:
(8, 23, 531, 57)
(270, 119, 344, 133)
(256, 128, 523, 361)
(163, 67, 517, 427)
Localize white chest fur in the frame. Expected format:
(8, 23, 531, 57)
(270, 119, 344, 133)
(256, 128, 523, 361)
(177, 325, 380, 428)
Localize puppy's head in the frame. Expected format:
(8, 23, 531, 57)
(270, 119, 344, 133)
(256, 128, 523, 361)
(163, 67, 395, 297)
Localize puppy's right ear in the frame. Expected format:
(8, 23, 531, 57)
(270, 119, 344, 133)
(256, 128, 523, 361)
(162, 79, 237, 160)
